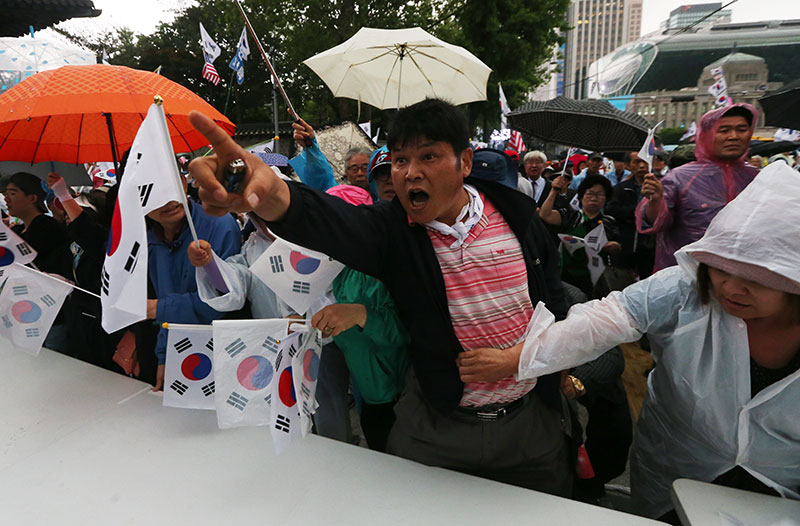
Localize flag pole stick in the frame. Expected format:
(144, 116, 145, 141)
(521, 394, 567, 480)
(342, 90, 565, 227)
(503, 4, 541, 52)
(161, 322, 212, 331)
(233, 0, 298, 121)
(152, 96, 229, 294)
(152, 96, 200, 245)
(14, 263, 101, 299)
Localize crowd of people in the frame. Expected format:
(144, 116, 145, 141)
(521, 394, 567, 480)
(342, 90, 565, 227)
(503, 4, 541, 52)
(2, 98, 799, 524)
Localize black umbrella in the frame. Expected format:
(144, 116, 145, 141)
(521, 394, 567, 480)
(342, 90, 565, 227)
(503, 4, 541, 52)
(759, 79, 800, 129)
(749, 140, 800, 157)
(507, 96, 651, 151)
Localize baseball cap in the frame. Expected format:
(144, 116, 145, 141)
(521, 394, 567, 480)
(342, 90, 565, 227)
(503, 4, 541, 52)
(367, 146, 391, 182)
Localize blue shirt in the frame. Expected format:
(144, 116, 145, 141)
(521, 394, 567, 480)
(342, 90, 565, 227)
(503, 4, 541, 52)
(289, 137, 378, 199)
(569, 168, 626, 190)
(148, 199, 242, 364)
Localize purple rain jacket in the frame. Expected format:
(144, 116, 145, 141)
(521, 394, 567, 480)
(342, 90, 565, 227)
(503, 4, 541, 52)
(635, 103, 760, 271)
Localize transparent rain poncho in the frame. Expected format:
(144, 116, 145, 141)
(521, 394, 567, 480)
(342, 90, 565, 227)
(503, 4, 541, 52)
(517, 161, 800, 517)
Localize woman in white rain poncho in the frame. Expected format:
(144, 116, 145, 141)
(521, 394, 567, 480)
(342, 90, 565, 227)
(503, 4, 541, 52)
(457, 161, 800, 519)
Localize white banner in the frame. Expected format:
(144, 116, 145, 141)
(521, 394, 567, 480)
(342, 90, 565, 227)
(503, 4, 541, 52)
(250, 237, 344, 315)
(212, 318, 290, 429)
(163, 326, 216, 410)
(0, 264, 71, 355)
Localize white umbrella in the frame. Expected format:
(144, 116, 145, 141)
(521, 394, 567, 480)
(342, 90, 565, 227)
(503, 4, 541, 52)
(303, 27, 491, 109)
(0, 35, 95, 92)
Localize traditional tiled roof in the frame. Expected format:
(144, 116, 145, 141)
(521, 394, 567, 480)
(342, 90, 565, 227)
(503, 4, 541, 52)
(1, 0, 101, 37)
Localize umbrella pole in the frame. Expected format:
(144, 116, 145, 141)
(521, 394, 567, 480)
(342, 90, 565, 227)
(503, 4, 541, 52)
(396, 47, 405, 110)
(104, 113, 120, 173)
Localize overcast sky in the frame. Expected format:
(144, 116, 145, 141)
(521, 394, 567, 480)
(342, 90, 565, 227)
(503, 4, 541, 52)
(50, 0, 800, 40)
(640, 0, 798, 35)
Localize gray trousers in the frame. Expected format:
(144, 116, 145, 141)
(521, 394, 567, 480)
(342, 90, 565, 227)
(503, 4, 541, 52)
(313, 342, 353, 443)
(386, 373, 573, 497)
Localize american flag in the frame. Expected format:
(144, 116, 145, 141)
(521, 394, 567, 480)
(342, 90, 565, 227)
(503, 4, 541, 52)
(509, 130, 526, 153)
(202, 62, 220, 85)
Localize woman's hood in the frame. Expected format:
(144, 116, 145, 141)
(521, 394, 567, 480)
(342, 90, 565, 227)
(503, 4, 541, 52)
(676, 161, 800, 288)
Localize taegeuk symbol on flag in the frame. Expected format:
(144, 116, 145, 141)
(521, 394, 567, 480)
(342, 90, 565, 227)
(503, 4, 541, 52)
(163, 325, 216, 410)
(249, 236, 344, 315)
(0, 264, 72, 356)
(291, 327, 323, 437)
(584, 223, 608, 287)
(557, 234, 587, 255)
(0, 221, 37, 270)
(212, 318, 290, 429)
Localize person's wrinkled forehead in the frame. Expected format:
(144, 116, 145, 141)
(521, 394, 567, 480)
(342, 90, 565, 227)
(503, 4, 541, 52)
(390, 135, 459, 156)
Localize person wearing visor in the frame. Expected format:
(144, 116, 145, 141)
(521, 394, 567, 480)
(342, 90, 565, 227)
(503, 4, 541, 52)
(570, 152, 610, 190)
(458, 162, 800, 522)
(366, 146, 396, 202)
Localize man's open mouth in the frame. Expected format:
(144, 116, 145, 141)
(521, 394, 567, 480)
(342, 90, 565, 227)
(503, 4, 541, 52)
(408, 189, 429, 209)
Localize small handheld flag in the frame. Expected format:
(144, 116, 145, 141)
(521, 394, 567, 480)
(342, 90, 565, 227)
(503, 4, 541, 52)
(249, 237, 344, 315)
(0, 264, 71, 356)
(0, 222, 37, 269)
(163, 324, 216, 410)
(637, 121, 662, 172)
(212, 319, 289, 429)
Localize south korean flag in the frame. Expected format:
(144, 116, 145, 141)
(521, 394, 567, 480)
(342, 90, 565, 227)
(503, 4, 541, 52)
(250, 236, 344, 315)
(291, 328, 323, 437)
(100, 103, 185, 333)
(0, 264, 72, 356)
(163, 325, 216, 410)
(0, 222, 37, 277)
(212, 318, 290, 429)
(584, 223, 608, 287)
(270, 331, 304, 454)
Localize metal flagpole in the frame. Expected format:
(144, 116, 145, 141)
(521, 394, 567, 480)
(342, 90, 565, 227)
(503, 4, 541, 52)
(222, 69, 236, 117)
(233, 0, 310, 145)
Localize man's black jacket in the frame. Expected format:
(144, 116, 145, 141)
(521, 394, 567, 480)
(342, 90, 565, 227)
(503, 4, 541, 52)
(267, 177, 567, 414)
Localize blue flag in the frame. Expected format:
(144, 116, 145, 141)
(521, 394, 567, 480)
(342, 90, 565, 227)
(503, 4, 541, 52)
(228, 27, 250, 85)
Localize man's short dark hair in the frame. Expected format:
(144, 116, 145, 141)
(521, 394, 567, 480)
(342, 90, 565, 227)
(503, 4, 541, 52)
(721, 106, 753, 127)
(387, 98, 469, 155)
(577, 174, 613, 201)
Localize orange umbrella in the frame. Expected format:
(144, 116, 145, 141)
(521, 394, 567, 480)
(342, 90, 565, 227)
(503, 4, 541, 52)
(0, 64, 234, 166)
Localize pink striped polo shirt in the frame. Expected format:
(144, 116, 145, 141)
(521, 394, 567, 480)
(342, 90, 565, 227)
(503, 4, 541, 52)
(426, 194, 538, 407)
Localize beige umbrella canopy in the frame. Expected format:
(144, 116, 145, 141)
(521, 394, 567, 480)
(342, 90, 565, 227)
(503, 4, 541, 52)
(304, 27, 491, 110)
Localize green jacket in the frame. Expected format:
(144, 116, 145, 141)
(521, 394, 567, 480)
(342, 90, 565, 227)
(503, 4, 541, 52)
(331, 268, 410, 405)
